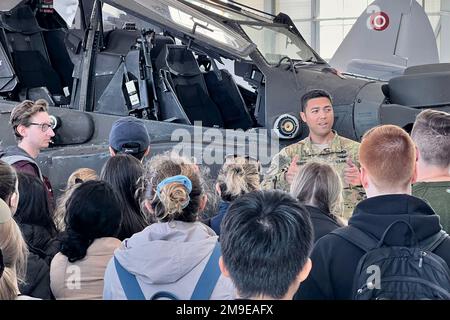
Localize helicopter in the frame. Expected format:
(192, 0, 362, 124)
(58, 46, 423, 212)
(0, 0, 449, 194)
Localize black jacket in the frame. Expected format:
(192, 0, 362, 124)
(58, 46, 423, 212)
(208, 201, 230, 236)
(295, 194, 450, 300)
(305, 205, 344, 243)
(19, 251, 52, 300)
(19, 224, 60, 264)
(17, 224, 60, 300)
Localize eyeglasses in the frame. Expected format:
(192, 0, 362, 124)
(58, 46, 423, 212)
(29, 122, 53, 132)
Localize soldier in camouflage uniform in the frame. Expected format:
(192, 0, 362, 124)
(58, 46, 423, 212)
(262, 89, 365, 220)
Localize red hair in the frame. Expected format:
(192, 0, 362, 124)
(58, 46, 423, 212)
(360, 125, 416, 189)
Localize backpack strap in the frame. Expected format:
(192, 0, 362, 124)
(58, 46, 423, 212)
(421, 230, 450, 252)
(114, 241, 221, 300)
(190, 241, 222, 300)
(330, 226, 378, 253)
(114, 256, 146, 300)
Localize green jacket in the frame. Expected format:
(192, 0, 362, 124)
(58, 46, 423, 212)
(412, 181, 450, 233)
(261, 132, 365, 219)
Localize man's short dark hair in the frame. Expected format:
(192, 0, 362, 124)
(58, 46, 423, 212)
(301, 89, 333, 112)
(220, 190, 313, 299)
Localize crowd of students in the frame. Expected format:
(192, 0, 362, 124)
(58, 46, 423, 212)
(0, 92, 449, 300)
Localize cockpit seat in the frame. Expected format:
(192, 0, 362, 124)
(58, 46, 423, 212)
(158, 44, 224, 128)
(0, 5, 64, 96)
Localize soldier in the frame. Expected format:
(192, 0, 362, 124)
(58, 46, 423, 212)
(261, 89, 364, 219)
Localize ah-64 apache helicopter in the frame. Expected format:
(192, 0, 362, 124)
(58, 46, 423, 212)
(0, 0, 449, 193)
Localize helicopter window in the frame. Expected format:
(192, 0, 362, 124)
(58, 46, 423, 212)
(181, 0, 262, 22)
(240, 24, 317, 65)
(102, 3, 155, 32)
(166, 6, 239, 48)
(99, 0, 253, 57)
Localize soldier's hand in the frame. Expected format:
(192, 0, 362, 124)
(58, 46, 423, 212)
(285, 155, 300, 185)
(344, 158, 361, 186)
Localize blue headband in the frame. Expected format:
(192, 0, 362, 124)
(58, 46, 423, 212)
(156, 175, 192, 198)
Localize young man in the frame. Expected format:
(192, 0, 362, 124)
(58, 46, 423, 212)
(411, 109, 450, 232)
(219, 190, 313, 300)
(262, 89, 364, 219)
(0, 99, 55, 204)
(295, 125, 450, 300)
(108, 116, 150, 162)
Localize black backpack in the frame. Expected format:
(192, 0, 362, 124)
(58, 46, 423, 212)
(331, 220, 450, 300)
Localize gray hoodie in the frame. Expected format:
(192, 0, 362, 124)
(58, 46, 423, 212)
(103, 221, 235, 300)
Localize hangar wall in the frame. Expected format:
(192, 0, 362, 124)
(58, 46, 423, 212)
(240, 0, 450, 63)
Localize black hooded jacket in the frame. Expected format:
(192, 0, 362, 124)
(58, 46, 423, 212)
(305, 205, 344, 243)
(295, 194, 450, 300)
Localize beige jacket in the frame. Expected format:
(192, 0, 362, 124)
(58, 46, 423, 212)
(50, 237, 121, 300)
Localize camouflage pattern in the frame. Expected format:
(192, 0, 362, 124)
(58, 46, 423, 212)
(261, 131, 365, 220)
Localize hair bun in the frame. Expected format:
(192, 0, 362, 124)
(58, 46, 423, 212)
(159, 182, 190, 217)
(232, 166, 244, 175)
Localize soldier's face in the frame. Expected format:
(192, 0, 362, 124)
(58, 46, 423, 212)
(300, 97, 334, 137)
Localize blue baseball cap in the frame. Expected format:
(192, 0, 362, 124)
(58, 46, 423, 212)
(109, 117, 150, 154)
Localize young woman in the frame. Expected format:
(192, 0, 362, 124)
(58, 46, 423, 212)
(205, 155, 260, 236)
(290, 162, 345, 242)
(100, 154, 147, 240)
(103, 154, 235, 300)
(50, 181, 122, 299)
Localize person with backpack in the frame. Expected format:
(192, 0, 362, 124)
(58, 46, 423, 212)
(295, 125, 450, 300)
(103, 154, 235, 300)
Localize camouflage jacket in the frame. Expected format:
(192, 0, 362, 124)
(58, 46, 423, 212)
(261, 132, 365, 220)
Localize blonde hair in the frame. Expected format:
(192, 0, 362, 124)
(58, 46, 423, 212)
(10, 99, 49, 141)
(217, 156, 260, 202)
(0, 217, 28, 300)
(142, 153, 204, 222)
(66, 168, 98, 188)
(360, 125, 416, 189)
(53, 168, 98, 231)
(290, 162, 344, 218)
